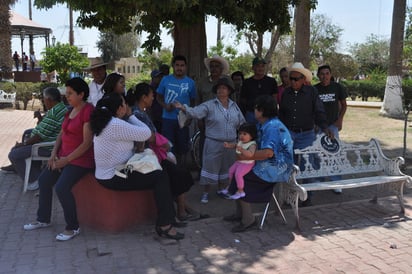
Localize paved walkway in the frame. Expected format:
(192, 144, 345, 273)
(0, 109, 412, 273)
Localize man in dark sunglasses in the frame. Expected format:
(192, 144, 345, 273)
(278, 62, 332, 206)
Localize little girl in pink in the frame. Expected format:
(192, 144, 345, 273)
(223, 123, 257, 199)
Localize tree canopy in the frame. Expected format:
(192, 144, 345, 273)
(34, 0, 296, 52)
(39, 42, 89, 84)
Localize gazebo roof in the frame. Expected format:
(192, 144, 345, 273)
(10, 10, 52, 38)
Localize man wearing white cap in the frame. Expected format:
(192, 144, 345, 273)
(279, 62, 331, 206)
(85, 58, 108, 106)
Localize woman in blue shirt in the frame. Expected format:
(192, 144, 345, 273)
(226, 95, 294, 233)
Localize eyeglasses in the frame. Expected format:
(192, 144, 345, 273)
(289, 76, 303, 82)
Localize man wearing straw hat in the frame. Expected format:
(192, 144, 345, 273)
(85, 58, 108, 106)
(279, 62, 332, 206)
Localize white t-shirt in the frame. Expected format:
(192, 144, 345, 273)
(88, 80, 104, 106)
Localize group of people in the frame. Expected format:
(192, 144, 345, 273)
(1, 53, 348, 239)
(12, 50, 36, 71)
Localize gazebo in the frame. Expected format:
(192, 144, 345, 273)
(10, 10, 52, 49)
(10, 10, 52, 81)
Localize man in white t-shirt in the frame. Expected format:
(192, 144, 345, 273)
(85, 59, 108, 106)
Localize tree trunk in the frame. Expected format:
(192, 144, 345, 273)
(0, 1, 15, 80)
(173, 18, 207, 82)
(294, 0, 311, 68)
(380, 0, 406, 119)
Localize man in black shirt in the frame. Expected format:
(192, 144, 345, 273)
(279, 62, 332, 206)
(239, 57, 277, 123)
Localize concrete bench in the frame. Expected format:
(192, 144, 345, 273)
(72, 173, 156, 233)
(281, 135, 412, 229)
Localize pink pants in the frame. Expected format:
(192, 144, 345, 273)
(228, 161, 255, 190)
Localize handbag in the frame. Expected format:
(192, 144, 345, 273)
(115, 148, 162, 178)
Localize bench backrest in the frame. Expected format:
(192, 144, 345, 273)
(0, 90, 16, 103)
(294, 135, 388, 179)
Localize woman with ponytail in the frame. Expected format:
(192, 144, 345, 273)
(90, 92, 184, 240)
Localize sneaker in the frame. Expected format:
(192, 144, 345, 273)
(26, 180, 39, 191)
(23, 221, 51, 231)
(216, 189, 228, 195)
(229, 192, 246, 200)
(1, 164, 15, 172)
(56, 228, 80, 241)
(200, 193, 209, 204)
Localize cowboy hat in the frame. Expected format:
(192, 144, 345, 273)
(84, 58, 108, 70)
(288, 62, 312, 82)
(204, 55, 230, 75)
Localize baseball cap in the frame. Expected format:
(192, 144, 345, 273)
(150, 70, 162, 78)
(252, 57, 267, 66)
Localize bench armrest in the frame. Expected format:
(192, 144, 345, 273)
(284, 165, 308, 201)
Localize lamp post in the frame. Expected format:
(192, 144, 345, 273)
(20, 29, 25, 71)
(52, 35, 56, 47)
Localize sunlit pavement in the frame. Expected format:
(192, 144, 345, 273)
(0, 108, 411, 273)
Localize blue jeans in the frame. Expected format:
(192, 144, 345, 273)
(317, 124, 341, 182)
(36, 165, 92, 230)
(8, 144, 50, 183)
(161, 118, 190, 154)
(290, 129, 316, 197)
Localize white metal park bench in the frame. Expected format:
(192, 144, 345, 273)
(281, 135, 412, 229)
(0, 90, 16, 106)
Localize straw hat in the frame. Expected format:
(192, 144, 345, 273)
(204, 55, 230, 75)
(84, 58, 108, 70)
(288, 62, 312, 82)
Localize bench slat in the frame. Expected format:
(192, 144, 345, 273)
(301, 175, 409, 191)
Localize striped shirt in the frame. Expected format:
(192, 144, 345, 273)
(31, 102, 67, 142)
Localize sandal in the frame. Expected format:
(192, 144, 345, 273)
(155, 225, 184, 240)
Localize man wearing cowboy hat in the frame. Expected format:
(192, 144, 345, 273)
(239, 57, 278, 123)
(279, 62, 332, 206)
(85, 58, 108, 106)
(197, 55, 232, 104)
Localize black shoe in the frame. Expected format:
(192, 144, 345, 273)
(1, 164, 15, 172)
(172, 220, 188, 228)
(155, 225, 185, 240)
(231, 219, 257, 233)
(223, 214, 241, 222)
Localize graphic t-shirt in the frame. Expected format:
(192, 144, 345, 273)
(157, 75, 196, 120)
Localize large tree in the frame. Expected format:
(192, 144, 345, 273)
(349, 35, 390, 75)
(380, 0, 407, 118)
(96, 31, 140, 67)
(34, 0, 295, 80)
(294, 0, 315, 67)
(0, 0, 17, 80)
(39, 42, 89, 84)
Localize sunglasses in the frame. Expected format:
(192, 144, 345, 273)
(289, 76, 303, 82)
